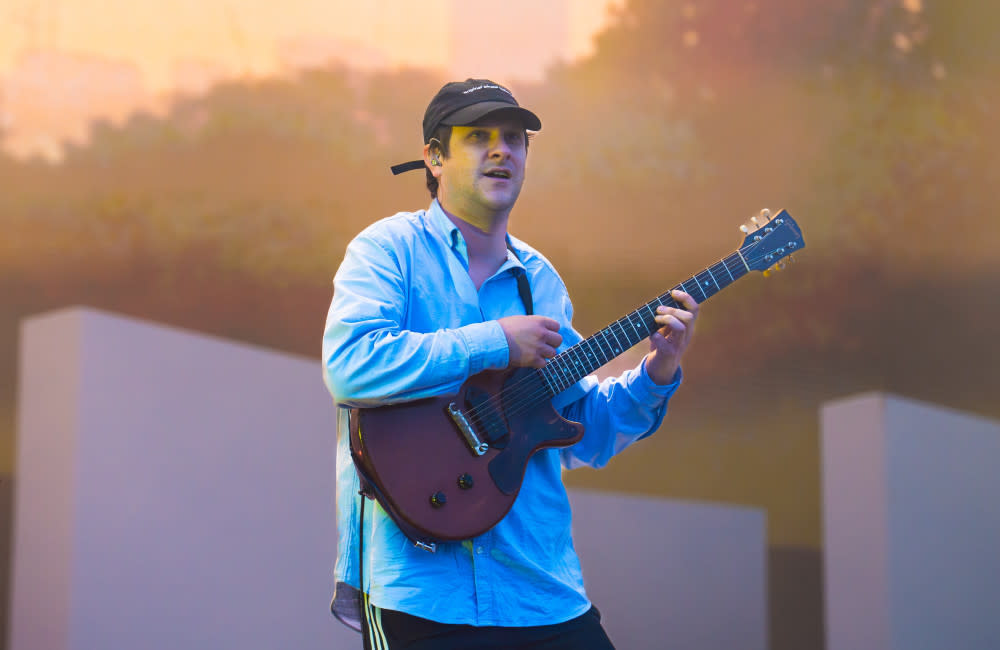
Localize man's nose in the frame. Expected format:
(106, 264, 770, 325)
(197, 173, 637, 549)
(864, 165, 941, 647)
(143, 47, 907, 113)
(489, 136, 512, 158)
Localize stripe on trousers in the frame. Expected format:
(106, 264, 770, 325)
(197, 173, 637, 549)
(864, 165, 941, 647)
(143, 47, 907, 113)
(364, 595, 388, 650)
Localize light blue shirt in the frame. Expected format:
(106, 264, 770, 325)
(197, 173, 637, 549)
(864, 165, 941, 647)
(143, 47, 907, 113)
(322, 199, 681, 627)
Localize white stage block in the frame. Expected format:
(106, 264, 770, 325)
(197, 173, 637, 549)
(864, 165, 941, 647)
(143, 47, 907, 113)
(10, 307, 356, 650)
(822, 393, 1000, 650)
(11, 307, 767, 649)
(570, 491, 767, 650)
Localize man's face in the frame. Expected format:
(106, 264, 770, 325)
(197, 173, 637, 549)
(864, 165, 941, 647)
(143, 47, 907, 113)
(435, 114, 527, 221)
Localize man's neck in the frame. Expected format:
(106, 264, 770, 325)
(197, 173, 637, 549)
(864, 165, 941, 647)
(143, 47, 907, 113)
(439, 202, 509, 267)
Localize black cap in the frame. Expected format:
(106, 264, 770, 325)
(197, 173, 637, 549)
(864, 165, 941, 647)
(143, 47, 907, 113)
(391, 78, 541, 175)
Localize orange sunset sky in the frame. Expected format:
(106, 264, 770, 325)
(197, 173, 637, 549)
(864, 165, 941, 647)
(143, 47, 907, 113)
(0, 0, 624, 157)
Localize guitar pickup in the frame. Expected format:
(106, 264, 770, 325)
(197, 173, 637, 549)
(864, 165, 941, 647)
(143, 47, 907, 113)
(447, 403, 489, 456)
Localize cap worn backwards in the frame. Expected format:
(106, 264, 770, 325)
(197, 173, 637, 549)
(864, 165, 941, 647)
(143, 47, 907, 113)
(391, 78, 542, 176)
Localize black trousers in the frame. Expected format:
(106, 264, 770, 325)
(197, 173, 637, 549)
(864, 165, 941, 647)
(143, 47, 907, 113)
(362, 599, 616, 650)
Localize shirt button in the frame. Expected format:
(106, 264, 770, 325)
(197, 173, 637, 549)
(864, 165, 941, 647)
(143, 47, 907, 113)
(476, 546, 484, 555)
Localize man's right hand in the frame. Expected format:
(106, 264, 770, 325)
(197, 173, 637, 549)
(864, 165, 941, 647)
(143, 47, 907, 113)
(497, 315, 563, 368)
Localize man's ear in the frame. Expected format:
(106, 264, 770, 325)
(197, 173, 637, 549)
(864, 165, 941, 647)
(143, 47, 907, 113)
(422, 142, 443, 178)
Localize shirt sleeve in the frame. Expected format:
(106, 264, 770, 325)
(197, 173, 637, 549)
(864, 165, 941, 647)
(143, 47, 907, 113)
(557, 360, 681, 469)
(323, 231, 509, 407)
(545, 285, 682, 469)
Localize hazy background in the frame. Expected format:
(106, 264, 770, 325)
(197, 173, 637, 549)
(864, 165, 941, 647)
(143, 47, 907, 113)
(2, 1, 998, 647)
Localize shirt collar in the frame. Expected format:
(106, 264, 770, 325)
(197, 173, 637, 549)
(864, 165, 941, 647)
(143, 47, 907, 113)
(427, 199, 527, 273)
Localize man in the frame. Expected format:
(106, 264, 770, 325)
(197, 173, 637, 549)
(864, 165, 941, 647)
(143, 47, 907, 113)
(322, 79, 699, 649)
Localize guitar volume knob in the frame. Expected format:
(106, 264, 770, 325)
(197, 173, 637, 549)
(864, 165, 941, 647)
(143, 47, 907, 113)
(458, 473, 474, 489)
(430, 491, 448, 508)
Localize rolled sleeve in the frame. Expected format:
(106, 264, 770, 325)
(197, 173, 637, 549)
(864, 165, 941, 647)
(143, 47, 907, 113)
(635, 359, 683, 403)
(459, 320, 510, 374)
(557, 360, 683, 469)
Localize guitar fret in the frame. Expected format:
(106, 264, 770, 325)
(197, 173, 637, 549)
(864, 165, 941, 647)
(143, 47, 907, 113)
(735, 249, 751, 272)
(592, 331, 608, 364)
(728, 253, 749, 281)
(614, 321, 631, 349)
(607, 324, 625, 355)
(720, 259, 735, 283)
(643, 303, 658, 336)
(567, 345, 582, 379)
(581, 338, 600, 370)
(705, 267, 721, 292)
(618, 318, 637, 347)
(569, 345, 586, 378)
(696, 271, 715, 298)
(548, 358, 564, 393)
(558, 354, 573, 390)
(544, 364, 560, 393)
(560, 349, 574, 388)
(689, 278, 707, 302)
(590, 340, 603, 368)
(593, 331, 611, 364)
(560, 354, 574, 390)
(539, 367, 558, 395)
(636, 315, 647, 340)
(601, 327, 621, 359)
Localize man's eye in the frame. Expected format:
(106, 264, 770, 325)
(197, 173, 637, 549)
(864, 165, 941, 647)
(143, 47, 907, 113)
(469, 130, 488, 141)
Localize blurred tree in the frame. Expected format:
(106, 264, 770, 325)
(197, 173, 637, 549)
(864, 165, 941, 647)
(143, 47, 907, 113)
(0, 0, 997, 551)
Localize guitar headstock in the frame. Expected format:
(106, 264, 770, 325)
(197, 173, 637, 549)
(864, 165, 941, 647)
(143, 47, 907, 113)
(739, 209, 805, 275)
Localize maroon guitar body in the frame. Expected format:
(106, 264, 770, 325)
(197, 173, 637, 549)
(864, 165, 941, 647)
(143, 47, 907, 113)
(350, 367, 583, 547)
(349, 209, 804, 549)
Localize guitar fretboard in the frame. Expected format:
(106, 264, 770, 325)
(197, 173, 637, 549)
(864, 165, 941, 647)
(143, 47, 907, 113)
(536, 250, 751, 397)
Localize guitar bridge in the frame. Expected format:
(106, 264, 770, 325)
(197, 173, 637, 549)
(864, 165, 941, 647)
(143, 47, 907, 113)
(447, 403, 489, 456)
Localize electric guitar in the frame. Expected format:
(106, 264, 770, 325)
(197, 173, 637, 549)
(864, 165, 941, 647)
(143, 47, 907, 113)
(350, 209, 804, 550)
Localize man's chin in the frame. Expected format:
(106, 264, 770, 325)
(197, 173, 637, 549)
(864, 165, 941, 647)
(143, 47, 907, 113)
(480, 188, 522, 211)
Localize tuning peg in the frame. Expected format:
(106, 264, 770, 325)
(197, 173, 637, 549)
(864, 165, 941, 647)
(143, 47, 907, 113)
(740, 224, 750, 233)
(759, 208, 771, 220)
(762, 261, 784, 278)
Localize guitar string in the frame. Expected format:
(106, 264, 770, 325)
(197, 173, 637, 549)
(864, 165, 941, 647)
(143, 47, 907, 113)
(466, 286, 684, 420)
(474, 265, 733, 425)
(461, 250, 758, 426)
(462, 251, 753, 426)
(460, 233, 788, 429)
(465, 295, 675, 432)
(460, 303, 670, 442)
(461, 233, 795, 430)
(470, 223, 801, 428)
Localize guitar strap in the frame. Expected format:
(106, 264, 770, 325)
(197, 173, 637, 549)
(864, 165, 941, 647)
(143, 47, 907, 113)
(507, 241, 533, 316)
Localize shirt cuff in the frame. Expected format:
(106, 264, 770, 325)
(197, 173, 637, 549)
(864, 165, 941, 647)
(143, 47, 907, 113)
(459, 320, 509, 375)
(636, 359, 683, 403)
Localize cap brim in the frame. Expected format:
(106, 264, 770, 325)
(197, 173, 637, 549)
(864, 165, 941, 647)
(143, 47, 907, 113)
(440, 102, 542, 132)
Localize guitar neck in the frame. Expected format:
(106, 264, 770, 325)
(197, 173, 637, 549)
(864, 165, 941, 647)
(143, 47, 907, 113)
(537, 250, 751, 396)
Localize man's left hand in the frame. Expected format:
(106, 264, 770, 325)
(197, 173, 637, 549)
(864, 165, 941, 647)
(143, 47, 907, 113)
(645, 289, 699, 385)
